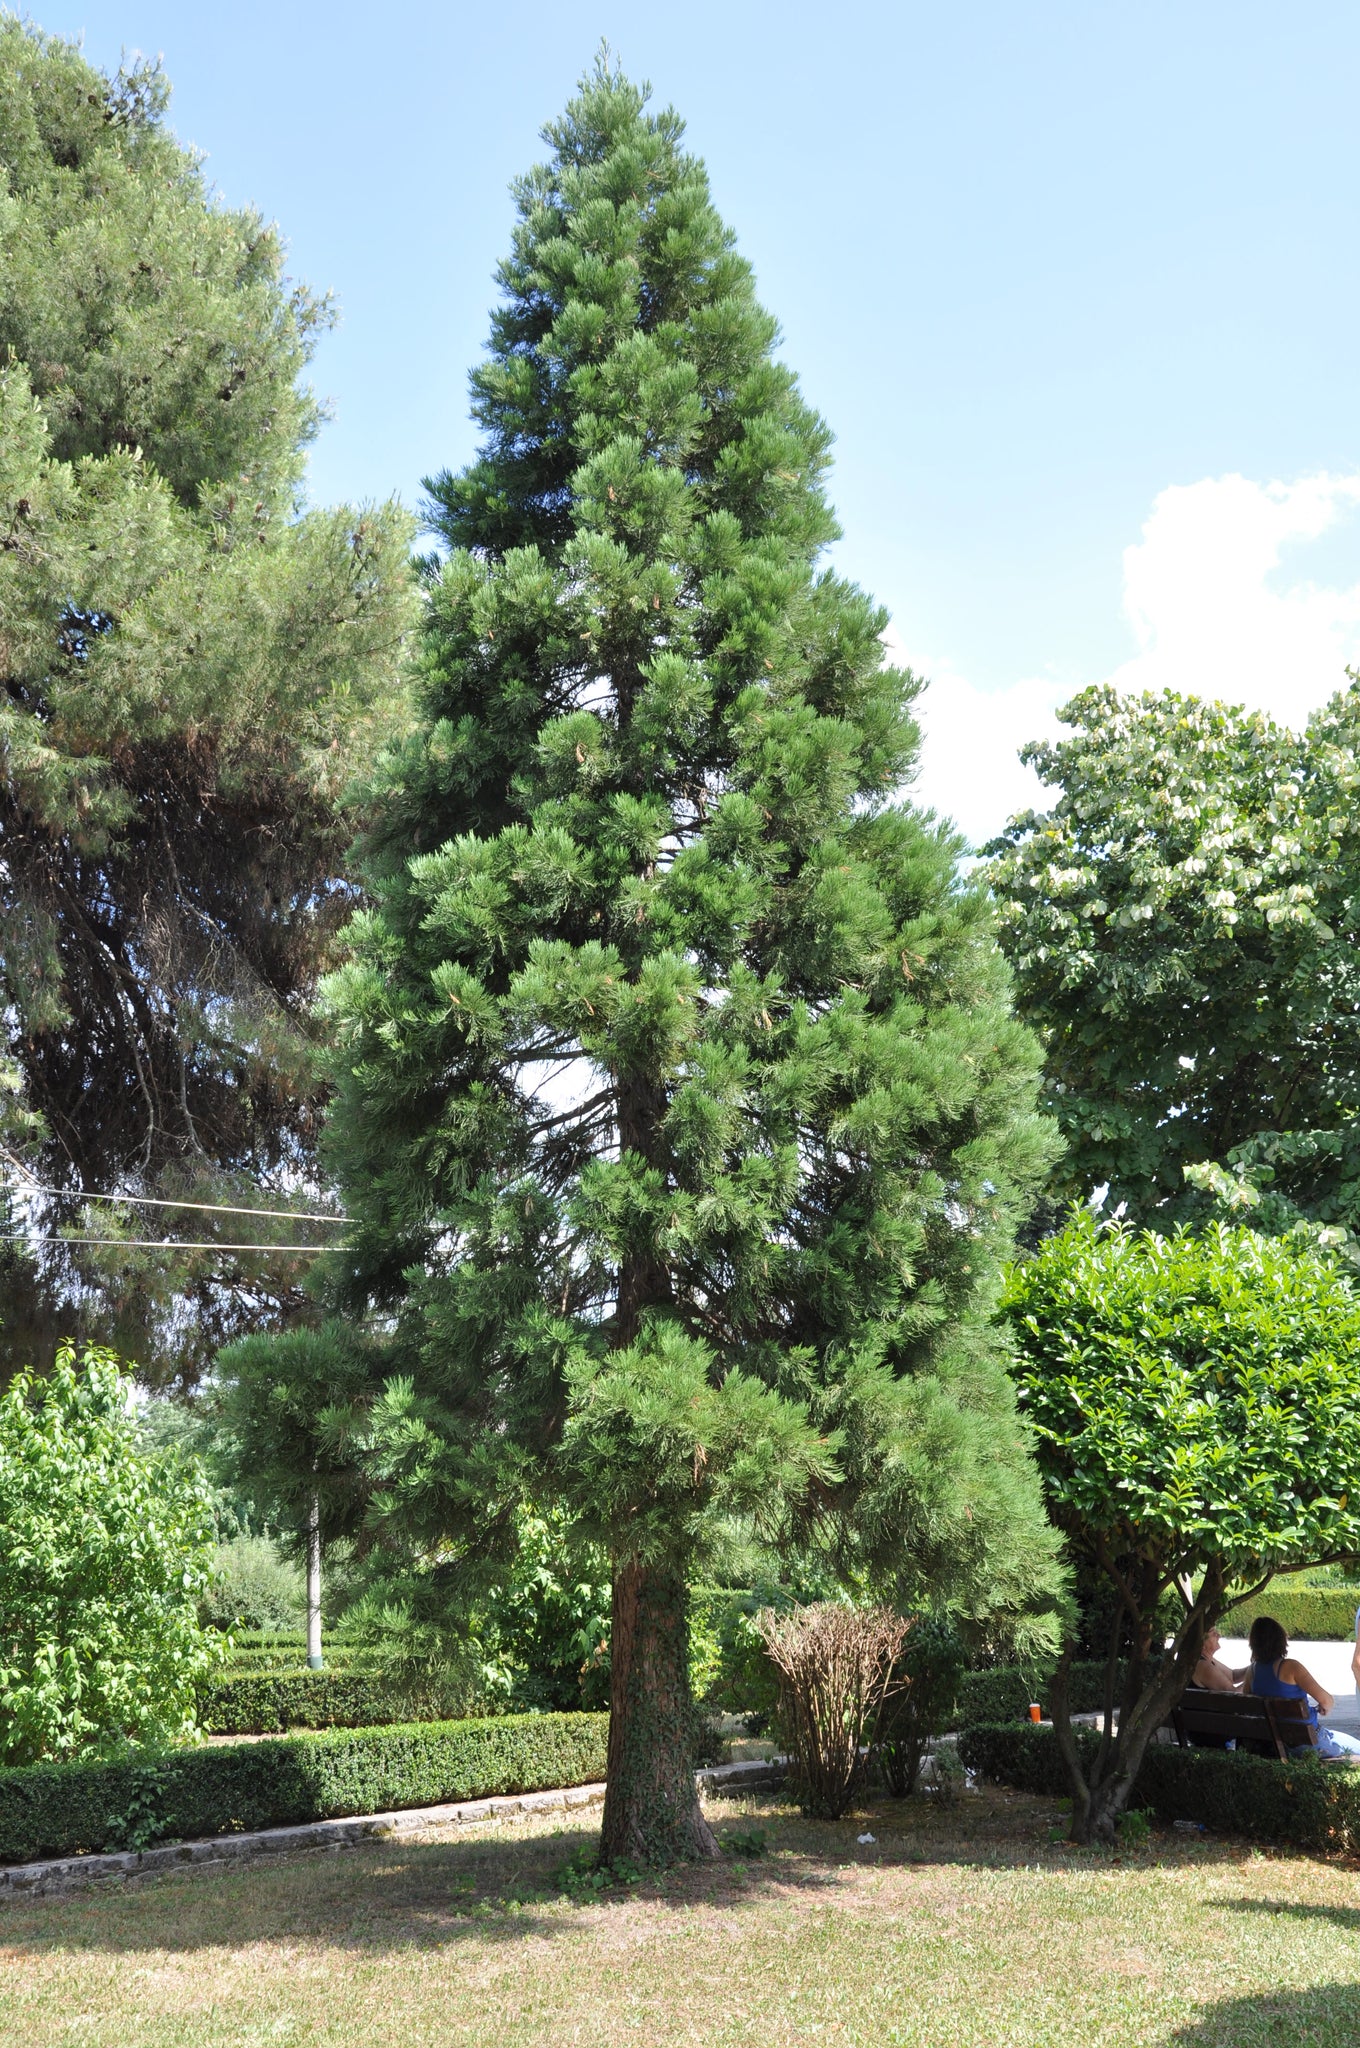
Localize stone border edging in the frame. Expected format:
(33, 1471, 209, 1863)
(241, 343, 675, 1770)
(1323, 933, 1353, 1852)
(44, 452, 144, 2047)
(0, 1755, 785, 1900)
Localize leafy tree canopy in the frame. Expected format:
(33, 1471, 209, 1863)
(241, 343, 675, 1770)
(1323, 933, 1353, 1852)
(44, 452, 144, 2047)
(0, 22, 415, 1381)
(0, 1342, 222, 1765)
(1004, 1213, 1360, 1841)
(226, 56, 1063, 1863)
(987, 683, 1360, 1241)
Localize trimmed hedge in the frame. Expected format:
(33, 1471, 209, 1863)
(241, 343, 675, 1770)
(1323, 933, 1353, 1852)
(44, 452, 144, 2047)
(197, 1670, 437, 1735)
(0, 1711, 609, 1865)
(214, 1631, 306, 1652)
(954, 1662, 1081, 1728)
(212, 1647, 343, 1673)
(958, 1721, 1360, 1857)
(1222, 1589, 1360, 1642)
(955, 1662, 1116, 1728)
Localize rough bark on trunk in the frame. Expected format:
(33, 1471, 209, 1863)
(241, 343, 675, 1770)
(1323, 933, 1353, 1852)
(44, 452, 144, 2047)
(599, 1035, 715, 1864)
(599, 1561, 719, 1865)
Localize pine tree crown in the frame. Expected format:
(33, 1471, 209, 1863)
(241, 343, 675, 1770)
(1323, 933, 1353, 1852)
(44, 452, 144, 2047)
(0, 21, 414, 1381)
(311, 57, 1060, 1602)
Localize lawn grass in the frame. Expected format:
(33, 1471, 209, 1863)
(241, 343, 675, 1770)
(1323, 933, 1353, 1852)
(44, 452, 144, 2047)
(2, 1785, 1359, 2047)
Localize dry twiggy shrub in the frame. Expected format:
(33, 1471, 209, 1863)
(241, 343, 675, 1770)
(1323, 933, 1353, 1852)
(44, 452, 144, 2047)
(758, 1603, 911, 1818)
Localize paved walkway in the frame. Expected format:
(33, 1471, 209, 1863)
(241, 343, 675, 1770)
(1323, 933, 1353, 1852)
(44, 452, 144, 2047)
(1218, 1637, 1360, 1732)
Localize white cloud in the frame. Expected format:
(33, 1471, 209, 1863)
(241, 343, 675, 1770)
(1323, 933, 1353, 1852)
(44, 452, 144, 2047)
(1109, 471, 1360, 722)
(882, 625, 1064, 848)
(896, 469, 1360, 849)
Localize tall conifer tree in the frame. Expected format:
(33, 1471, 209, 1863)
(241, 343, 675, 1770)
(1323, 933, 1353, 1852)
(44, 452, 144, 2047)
(290, 59, 1060, 1861)
(0, 24, 413, 1379)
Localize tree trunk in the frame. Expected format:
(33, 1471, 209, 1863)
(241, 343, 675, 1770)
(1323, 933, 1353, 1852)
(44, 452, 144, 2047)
(1063, 1578, 1219, 1846)
(599, 1561, 719, 1865)
(306, 1493, 323, 1671)
(1072, 1756, 1142, 1845)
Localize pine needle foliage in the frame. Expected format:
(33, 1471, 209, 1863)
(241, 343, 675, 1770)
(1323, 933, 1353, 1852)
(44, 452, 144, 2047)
(0, 24, 415, 1379)
(300, 57, 1061, 1861)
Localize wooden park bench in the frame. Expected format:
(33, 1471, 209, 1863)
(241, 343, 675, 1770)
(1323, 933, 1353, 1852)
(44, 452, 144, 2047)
(1166, 1688, 1319, 1759)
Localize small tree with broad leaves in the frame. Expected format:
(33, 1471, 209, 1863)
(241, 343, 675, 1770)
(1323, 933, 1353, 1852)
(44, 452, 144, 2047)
(0, 1345, 221, 1764)
(1004, 1213, 1360, 1844)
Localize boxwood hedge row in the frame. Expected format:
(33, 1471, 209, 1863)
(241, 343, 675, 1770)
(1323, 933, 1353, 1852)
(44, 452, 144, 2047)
(954, 1662, 1115, 1728)
(0, 1712, 609, 1865)
(197, 1670, 465, 1735)
(1221, 1588, 1360, 1641)
(958, 1721, 1360, 1857)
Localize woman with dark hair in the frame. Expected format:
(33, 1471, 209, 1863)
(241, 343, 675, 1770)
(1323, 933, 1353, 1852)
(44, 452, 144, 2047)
(1248, 1616, 1360, 1759)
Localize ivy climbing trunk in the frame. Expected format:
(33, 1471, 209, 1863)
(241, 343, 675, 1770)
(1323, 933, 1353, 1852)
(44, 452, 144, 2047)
(601, 1563, 718, 1864)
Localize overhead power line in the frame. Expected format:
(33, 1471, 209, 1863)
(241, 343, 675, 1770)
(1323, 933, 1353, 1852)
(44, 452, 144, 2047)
(1, 1233, 329, 1254)
(0, 1155, 345, 1224)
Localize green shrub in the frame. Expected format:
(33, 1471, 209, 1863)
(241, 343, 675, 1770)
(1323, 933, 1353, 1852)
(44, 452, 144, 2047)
(200, 1535, 305, 1634)
(335, 1511, 612, 1715)
(956, 1721, 1073, 1795)
(1223, 1588, 1360, 1641)
(198, 1669, 477, 1735)
(0, 1711, 609, 1865)
(958, 1722, 1360, 1857)
(878, 1617, 967, 1795)
(0, 1346, 222, 1764)
(690, 1587, 783, 1730)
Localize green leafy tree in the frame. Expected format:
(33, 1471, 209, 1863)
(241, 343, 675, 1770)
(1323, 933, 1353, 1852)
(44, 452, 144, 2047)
(0, 22, 414, 1381)
(238, 57, 1062, 1863)
(338, 1507, 615, 1712)
(473, 1512, 614, 1711)
(0, 1342, 222, 1764)
(987, 683, 1360, 1238)
(198, 1533, 306, 1634)
(1004, 1213, 1360, 1844)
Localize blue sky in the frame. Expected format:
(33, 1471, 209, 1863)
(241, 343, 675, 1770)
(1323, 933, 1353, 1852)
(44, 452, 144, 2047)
(37, 1, 1360, 840)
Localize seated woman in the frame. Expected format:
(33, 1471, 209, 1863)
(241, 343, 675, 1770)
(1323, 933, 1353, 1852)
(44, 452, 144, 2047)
(1248, 1615, 1360, 1759)
(1191, 1626, 1245, 1692)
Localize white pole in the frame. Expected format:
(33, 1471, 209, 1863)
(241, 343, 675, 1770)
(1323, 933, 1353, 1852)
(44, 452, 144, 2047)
(307, 1493, 323, 1670)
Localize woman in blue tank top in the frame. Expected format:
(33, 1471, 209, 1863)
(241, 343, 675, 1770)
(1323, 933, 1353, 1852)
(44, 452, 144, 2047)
(1249, 1616, 1360, 1759)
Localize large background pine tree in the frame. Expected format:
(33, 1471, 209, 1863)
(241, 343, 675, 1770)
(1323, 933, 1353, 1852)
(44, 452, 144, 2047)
(292, 59, 1061, 1862)
(0, 24, 414, 1381)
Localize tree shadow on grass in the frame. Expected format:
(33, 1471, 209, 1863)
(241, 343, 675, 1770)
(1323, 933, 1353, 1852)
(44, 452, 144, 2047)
(1169, 1983, 1360, 2047)
(0, 1807, 845, 1958)
(0, 1787, 1310, 1960)
(1216, 1897, 1360, 1934)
